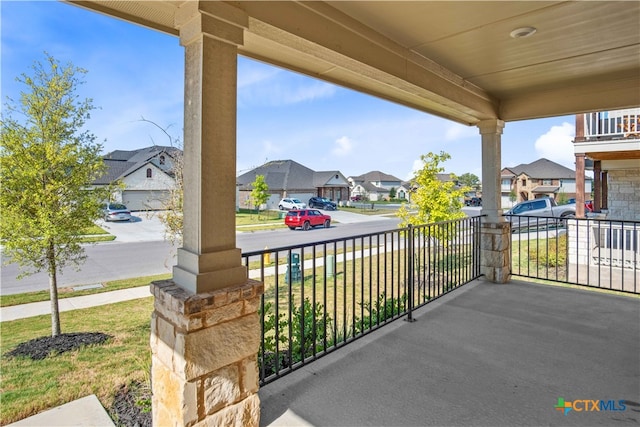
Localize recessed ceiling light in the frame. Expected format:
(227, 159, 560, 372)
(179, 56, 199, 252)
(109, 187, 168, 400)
(510, 27, 537, 39)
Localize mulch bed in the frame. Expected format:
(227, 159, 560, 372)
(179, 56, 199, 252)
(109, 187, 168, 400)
(5, 332, 152, 426)
(4, 332, 112, 360)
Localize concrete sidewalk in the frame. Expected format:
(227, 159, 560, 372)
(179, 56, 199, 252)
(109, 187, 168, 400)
(0, 286, 151, 322)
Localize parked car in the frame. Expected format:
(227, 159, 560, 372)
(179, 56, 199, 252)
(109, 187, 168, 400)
(285, 209, 331, 230)
(102, 203, 132, 222)
(278, 198, 306, 210)
(350, 195, 363, 201)
(504, 197, 575, 230)
(308, 196, 337, 210)
(465, 197, 482, 207)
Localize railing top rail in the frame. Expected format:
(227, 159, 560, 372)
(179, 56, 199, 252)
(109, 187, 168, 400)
(241, 215, 482, 257)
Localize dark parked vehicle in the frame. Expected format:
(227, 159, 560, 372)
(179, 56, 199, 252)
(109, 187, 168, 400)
(102, 203, 132, 222)
(465, 197, 482, 206)
(285, 209, 331, 230)
(308, 196, 337, 210)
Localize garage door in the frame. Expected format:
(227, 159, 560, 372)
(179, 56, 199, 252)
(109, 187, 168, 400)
(122, 190, 170, 211)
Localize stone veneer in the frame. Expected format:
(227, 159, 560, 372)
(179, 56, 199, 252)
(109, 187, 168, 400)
(150, 279, 263, 426)
(480, 221, 511, 283)
(606, 169, 640, 221)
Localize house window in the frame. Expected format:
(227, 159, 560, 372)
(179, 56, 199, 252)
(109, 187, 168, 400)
(543, 179, 552, 185)
(521, 179, 527, 186)
(159, 155, 166, 165)
(146, 168, 152, 178)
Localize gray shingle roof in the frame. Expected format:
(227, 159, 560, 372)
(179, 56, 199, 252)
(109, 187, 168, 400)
(350, 171, 402, 183)
(237, 160, 348, 191)
(504, 158, 576, 179)
(532, 185, 560, 193)
(94, 146, 180, 184)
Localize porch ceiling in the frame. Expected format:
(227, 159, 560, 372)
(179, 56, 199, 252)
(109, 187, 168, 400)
(68, 1, 640, 125)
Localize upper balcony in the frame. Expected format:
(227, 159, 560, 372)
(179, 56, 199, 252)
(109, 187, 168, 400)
(574, 108, 640, 163)
(579, 108, 640, 141)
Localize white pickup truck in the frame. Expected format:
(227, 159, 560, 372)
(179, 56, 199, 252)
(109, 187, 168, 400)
(504, 198, 576, 230)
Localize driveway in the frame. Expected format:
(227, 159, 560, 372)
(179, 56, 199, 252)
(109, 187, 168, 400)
(97, 211, 167, 243)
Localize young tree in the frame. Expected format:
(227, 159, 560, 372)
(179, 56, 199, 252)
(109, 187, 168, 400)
(0, 55, 111, 337)
(138, 118, 184, 245)
(250, 174, 270, 218)
(389, 187, 397, 200)
(396, 151, 468, 235)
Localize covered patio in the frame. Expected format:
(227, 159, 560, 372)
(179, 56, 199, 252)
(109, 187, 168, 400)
(65, 1, 640, 425)
(260, 279, 640, 427)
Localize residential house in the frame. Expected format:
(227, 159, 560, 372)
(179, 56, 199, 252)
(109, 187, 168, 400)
(94, 146, 180, 211)
(348, 171, 410, 201)
(573, 108, 640, 221)
(236, 160, 349, 209)
(500, 158, 591, 207)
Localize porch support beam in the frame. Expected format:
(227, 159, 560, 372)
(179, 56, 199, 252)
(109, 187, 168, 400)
(594, 161, 602, 212)
(478, 119, 511, 283)
(575, 153, 586, 218)
(151, 3, 263, 426)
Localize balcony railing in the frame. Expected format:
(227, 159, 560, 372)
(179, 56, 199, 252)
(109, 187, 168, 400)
(242, 216, 482, 385)
(582, 108, 640, 140)
(510, 215, 639, 294)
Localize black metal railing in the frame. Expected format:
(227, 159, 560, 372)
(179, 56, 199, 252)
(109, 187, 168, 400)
(509, 215, 639, 294)
(242, 216, 482, 385)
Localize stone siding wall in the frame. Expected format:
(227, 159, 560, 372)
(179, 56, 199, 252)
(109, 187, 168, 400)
(607, 169, 640, 221)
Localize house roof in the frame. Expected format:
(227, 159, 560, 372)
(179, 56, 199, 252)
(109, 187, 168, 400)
(236, 160, 348, 191)
(313, 171, 347, 187)
(532, 186, 560, 193)
(350, 171, 402, 183)
(503, 158, 577, 180)
(95, 145, 180, 184)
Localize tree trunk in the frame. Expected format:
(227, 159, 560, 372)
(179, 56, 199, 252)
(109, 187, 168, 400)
(47, 240, 61, 337)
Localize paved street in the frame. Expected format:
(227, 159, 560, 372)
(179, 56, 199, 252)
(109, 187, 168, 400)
(0, 209, 398, 295)
(0, 208, 479, 295)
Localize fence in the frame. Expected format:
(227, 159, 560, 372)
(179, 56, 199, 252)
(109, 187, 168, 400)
(242, 216, 482, 385)
(510, 215, 639, 294)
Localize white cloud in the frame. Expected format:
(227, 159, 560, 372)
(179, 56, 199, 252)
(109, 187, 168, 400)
(534, 122, 576, 169)
(444, 123, 477, 141)
(238, 60, 336, 107)
(332, 136, 353, 157)
(238, 66, 281, 89)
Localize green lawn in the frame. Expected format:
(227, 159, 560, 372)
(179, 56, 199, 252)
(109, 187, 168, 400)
(0, 298, 154, 425)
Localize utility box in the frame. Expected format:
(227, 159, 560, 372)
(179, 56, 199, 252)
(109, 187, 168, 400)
(285, 253, 301, 283)
(326, 254, 335, 278)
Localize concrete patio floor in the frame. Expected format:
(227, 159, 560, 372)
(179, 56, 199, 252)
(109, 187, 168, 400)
(259, 279, 640, 427)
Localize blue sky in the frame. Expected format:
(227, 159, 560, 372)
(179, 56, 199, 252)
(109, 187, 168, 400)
(1, 1, 578, 181)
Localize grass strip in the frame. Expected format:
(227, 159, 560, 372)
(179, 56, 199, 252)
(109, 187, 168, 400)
(0, 274, 171, 307)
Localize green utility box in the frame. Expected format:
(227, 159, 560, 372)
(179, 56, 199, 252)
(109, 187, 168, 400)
(285, 253, 301, 283)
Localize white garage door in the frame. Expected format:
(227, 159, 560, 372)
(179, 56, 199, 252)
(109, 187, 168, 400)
(123, 190, 170, 211)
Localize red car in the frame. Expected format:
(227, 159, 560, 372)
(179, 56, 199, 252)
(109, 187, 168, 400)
(285, 209, 331, 230)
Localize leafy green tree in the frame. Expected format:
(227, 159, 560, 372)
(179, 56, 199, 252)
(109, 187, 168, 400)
(0, 55, 110, 337)
(250, 174, 269, 218)
(389, 187, 397, 200)
(397, 151, 467, 234)
(458, 172, 480, 189)
(556, 190, 568, 205)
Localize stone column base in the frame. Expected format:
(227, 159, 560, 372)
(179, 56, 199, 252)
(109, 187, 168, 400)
(150, 279, 264, 426)
(480, 221, 511, 283)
